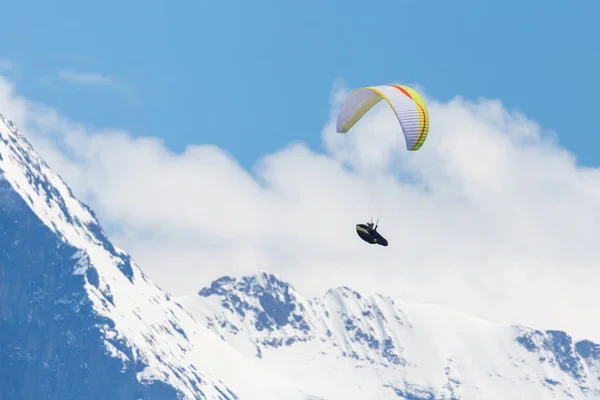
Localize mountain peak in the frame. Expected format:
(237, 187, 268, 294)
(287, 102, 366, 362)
(325, 285, 365, 301)
(191, 272, 314, 352)
(199, 270, 296, 298)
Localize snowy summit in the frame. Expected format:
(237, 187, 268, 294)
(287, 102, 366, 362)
(181, 271, 600, 400)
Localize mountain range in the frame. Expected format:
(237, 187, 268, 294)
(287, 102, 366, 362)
(1, 112, 599, 399)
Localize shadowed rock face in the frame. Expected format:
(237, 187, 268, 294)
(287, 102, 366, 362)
(0, 177, 178, 400)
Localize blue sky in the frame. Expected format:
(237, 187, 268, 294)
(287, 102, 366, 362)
(5, 0, 600, 342)
(2, 0, 599, 168)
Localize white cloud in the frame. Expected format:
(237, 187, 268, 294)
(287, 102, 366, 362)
(1, 75, 600, 343)
(54, 69, 140, 107)
(58, 69, 113, 86)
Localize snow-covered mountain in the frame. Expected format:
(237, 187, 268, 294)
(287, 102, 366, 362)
(0, 113, 319, 399)
(180, 272, 600, 400)
(3, 109, 600, 400)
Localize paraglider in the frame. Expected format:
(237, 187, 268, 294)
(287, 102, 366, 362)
(337, 84, 430, 247)
(355, 219, 388, 247)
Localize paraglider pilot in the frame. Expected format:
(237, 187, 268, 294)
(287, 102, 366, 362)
(355, 220, 388, 246)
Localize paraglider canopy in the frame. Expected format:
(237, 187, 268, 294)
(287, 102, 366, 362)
(336, 84, 430, 151)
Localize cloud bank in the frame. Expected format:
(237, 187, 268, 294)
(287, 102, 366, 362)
(1, 75, 599, 342)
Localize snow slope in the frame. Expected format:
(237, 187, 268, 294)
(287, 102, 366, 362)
(0, 113, 318, 399)
(180, 272, 600, 400)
